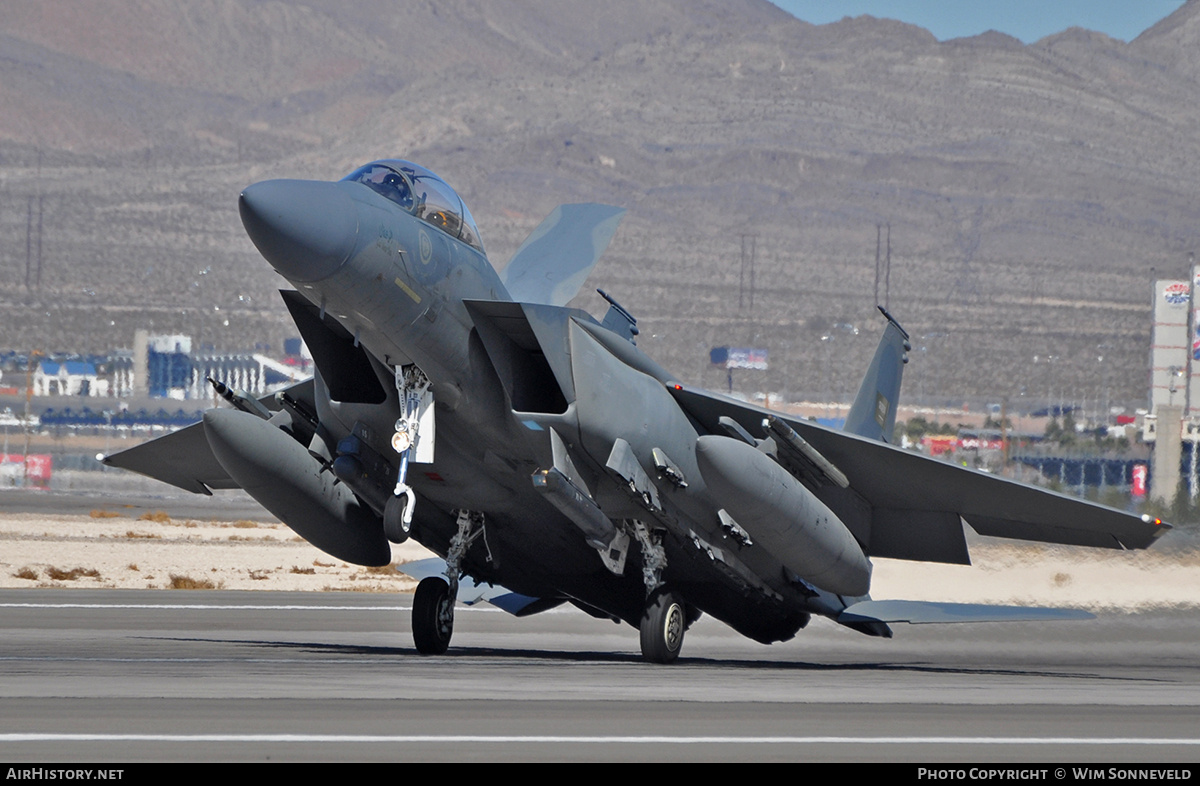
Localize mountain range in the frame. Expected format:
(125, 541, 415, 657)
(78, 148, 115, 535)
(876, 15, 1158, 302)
(2, 0, 1198, 411)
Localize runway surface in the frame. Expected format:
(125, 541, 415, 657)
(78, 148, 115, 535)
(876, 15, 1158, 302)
(1, 588, 1197, 762)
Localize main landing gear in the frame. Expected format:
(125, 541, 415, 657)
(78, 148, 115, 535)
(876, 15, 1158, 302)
(640, 588, 686, 664)
(410, 509, 488, 655)
(629, 520, 687, 663)
(412, 576, 454, 655)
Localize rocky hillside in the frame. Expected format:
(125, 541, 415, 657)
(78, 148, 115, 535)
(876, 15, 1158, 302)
(1, 0, 1198, 412)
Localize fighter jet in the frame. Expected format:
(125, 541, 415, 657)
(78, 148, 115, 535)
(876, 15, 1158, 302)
(105, 159, 1169, 662)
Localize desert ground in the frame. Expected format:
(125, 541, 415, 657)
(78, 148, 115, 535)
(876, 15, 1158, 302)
(0, 501, 1196, 611)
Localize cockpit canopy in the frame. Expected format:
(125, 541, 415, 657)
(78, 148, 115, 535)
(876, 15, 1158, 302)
(341, 160, 484, 253)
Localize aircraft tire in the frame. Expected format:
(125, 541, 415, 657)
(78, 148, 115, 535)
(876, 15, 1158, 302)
(383, 495, 410, 543)
(412, 576, 453, 655)
(640, 589, 685, 664)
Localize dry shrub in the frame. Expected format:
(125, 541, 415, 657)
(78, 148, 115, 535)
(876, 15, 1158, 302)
(124, 531, 162, 539)
(127, 564, 139, 572)
(89, 510, 122, 519)
(168, 574, 217, 590)
(248, 570, 271, 581)
(362, 563, 403, 576)
(232, 520, 259, 529)
(13, 567, 38, 581)
(46, 566, 101, 581)
(290, 566, 316, 575)
(137, 510, 171, 523)
(313, 560, 334, 567)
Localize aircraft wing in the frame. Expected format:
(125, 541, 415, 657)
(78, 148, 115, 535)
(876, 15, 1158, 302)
(101, 378, 315, 495)
(669, 384, 1167, 558)
(839, 600, 1093, 624)
(499, 203, 625, 306)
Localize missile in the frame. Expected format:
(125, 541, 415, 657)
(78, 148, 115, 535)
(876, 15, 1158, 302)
(695, 435, 871, 596)
(203, 408, 391, 566)
(207, 376, 273, 420)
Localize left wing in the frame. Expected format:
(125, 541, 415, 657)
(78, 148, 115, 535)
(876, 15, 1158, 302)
(101, 378, 315, 494)
(840, 600, 1093, 624)
(669, 384, 1167, 559)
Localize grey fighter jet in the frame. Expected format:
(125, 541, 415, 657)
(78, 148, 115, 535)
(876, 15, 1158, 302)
(105, 160, 1169, 662)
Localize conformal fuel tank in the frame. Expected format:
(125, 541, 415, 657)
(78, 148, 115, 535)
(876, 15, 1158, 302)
(695, 435, 871, 596)
(203, 408, 391, 566)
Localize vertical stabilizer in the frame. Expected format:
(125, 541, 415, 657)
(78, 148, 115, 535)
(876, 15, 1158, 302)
(844, 307, 910, 443)
(500, 204, 625, 306)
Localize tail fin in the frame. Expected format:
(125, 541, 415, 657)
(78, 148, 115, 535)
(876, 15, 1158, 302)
(843, 307, 910, 443)
(499, 203, 625, 306)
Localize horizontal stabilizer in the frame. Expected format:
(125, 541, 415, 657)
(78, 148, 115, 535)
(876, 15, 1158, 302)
(500, 203, 625, 306)
(839, 599, 1093, 625)
(397, 558, 550, 616)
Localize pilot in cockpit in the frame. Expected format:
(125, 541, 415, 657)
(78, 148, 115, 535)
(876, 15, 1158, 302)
(380, 171, 414, 210)
(341, 160, 485, 254)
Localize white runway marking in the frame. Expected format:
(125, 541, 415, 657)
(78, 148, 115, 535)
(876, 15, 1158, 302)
(1, 734, 1198, 745)
(0, 602, 408, 611)
(0, 602, 515, 613)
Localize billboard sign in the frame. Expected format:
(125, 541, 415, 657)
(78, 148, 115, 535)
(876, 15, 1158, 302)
(710, 347, 768, 370)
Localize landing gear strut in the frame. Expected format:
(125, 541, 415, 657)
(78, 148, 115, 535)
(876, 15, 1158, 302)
(412, 576, 453, 654)
(628, 520, 685, 663)
(410, 509, 487, 656)
(387, 365, 433, 542)
(640, 588, 685, 664)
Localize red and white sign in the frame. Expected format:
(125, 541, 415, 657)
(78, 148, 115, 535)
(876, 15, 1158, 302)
(0, 453, 52, 486)
(1164, 282, 1190, 306)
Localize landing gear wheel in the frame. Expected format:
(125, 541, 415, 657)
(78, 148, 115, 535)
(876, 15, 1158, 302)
(412, 576, 453, 655)
(640, 589, 685, 664)
(384, 495, 410, 543)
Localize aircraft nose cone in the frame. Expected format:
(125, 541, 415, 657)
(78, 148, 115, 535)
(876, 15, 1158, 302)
(239, 179, 359, 282)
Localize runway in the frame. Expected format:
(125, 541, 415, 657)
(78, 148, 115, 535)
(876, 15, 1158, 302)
(1, 589, 1197, 762)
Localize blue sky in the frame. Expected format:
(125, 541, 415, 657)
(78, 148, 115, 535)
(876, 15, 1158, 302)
(769, 0, 1187, 44)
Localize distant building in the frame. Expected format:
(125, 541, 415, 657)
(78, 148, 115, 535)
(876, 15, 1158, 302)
(187, 353, 300, 399)
(33, 360, 106, 397)
(1146, 270, 1200, 502)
